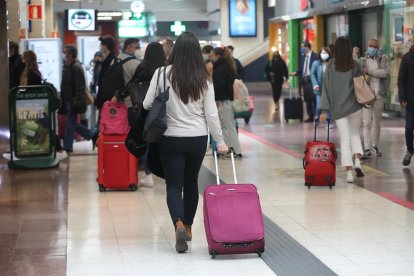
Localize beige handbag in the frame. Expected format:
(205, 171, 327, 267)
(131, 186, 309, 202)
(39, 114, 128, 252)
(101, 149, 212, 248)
(85, 88, 94, 106)
(353, 75, 376, 105)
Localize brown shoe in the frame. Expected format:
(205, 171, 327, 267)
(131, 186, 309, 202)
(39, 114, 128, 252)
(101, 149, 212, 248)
(184, 224, 192, 241)
(175, 220, 188, 253)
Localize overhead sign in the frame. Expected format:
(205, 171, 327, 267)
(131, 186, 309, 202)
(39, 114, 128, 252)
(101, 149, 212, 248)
(68, 9, 96, 31)
(28, 5, 42, 20)
(170, 21, 186, 36)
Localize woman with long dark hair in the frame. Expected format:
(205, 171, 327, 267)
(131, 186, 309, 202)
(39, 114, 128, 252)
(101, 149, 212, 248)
(115, 42, 167, 187)
(210, 47, 242, 158)
(320, 37, 364, 183)
(264, 51, 289, 110)
(143, 32, 228, 253)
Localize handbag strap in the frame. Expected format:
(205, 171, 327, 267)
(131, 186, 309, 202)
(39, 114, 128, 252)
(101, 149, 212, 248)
(155, 66, 167, 96)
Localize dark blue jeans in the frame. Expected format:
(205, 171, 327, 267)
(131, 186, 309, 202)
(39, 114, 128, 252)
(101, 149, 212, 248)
(405, 107, 414, 153)
(63, 101, 94, 151)
(159, 135, 208, 226)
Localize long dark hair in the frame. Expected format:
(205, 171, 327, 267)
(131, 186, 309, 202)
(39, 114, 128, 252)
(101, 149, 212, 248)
(333, 37, 354, 72)
(141, 42, 166, 77)
(211, 47, 237, 76)
(167, 32, 210, 104)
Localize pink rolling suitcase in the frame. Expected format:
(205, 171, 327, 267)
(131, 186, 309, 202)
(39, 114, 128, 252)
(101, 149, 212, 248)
(203, 150, 265, 259)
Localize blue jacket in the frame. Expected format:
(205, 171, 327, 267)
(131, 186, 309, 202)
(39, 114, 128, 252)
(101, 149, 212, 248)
(310, 60, 324, 95)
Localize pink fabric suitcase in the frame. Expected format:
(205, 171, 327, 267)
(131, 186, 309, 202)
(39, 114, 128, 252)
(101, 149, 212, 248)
(203, 151, 265, 259)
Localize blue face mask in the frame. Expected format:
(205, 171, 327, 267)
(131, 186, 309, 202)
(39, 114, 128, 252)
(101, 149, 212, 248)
(300, 47, 306, 55)
(368, 47, 378, 57)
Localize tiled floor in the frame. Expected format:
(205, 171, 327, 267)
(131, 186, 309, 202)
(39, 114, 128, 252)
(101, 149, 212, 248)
(1, 83, 414, 275)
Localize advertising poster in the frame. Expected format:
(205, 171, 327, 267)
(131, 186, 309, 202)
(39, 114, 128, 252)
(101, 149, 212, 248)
(26, 39, 62, 91)
(229, 0, 257, 37)
(15, 97, 51, 157)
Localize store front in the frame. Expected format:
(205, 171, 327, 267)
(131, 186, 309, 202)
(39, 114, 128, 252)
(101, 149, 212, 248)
(386, 1, 414, 111)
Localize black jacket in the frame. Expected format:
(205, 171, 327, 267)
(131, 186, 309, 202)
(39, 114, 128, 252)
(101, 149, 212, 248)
(398, 50, 414, 108)
(9, 54, 25, 89)
(264, 57, 289, 83)
(97, 52, 115, 93)
(234, 58, 245, 80)
(61, 60, 86, 107)
(27, 70, 42, 85)
(212, 58, 236, 101)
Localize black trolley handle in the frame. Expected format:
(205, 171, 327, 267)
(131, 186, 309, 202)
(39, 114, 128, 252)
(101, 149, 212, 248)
(314, 118, 331, 142)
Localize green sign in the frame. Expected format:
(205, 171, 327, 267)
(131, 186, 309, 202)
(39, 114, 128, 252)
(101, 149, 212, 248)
(170, 21, 186, 36)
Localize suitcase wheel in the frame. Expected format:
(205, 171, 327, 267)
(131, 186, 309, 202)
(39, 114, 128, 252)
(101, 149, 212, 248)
(99, 184, 105, 192)
(210, 250, 218, 259)
(129, 184, 137, 192)
(256, 248, 264, 257)
(305, 183, 311, 189)
(244, 118, 250, 124)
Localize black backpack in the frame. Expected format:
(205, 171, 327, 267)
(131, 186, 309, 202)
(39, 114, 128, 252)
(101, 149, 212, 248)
(98, 57, 134, 109)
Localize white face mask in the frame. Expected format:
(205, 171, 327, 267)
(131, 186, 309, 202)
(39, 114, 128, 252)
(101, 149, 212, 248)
(321, 53, 329, 61)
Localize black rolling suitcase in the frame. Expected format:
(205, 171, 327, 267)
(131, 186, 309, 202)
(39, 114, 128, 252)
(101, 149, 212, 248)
(284, 86, 303, 123)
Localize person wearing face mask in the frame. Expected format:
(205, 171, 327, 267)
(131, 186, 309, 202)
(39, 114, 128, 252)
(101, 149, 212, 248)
(293, 42, 317, 122)
(398, 41, 414, 167)
(361, 39, 390, 159)
(311, 47, 333, 128)
(264, 51, 289, 110)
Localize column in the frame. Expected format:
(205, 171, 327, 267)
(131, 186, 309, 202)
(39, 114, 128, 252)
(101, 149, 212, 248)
(0, 0, 10, 142)
(288, 19, 299, 89)
(7, 0, 20, 43)
(314, 15, 325, 53)
(28, 0, 45, 38)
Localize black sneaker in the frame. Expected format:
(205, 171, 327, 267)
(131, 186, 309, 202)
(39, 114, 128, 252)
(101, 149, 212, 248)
(355, 167, 365, 177)
(361, 149, 372, 160)
(372, 146, 382, 157)
(403, 151, 413, 167)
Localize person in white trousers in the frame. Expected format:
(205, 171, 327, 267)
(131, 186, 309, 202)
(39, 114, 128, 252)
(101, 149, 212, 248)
(360, 39, 390, 159)
(320, 37, 365, 183)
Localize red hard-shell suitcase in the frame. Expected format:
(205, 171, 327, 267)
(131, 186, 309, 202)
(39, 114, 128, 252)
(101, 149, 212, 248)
(97, 134, 138, 191)
(303, 120, 336, 189)
(57, 114, 82, 140)
(203, 150, 265, 259)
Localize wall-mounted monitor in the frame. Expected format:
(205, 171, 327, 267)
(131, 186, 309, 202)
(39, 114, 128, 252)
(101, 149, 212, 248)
(229, 0, 257, 37)
(67, 9, 96, 31)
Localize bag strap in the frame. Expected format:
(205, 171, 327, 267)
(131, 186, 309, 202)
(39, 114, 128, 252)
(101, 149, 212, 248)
(155, 67, 162, 96)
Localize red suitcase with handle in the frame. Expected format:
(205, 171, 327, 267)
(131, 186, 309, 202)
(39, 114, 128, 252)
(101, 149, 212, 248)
(97, 134, 138, 192)
(303, 120, 336, 189)
(203, 150, 265, 259)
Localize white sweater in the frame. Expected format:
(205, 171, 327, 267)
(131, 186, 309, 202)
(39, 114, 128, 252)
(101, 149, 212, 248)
(143, 66, 225, 146)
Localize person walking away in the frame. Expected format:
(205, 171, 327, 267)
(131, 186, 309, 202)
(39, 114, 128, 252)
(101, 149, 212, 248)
(210, 47, 243, 158)
(96, 35, 116, 110)
(311, 47, 333, 127)
(320, 37, 365, 183)
(113, 42, 166, 187)
(264, 51, 289, 111)
(143, 32, 228, 253)
(398, 42, 414, 167)
(227, 45, 245, 80)
(8, 41, 25, 89)
(61, 45, 97, 153)
(294, 42, 317, 122)
(361, 39, 390, 159)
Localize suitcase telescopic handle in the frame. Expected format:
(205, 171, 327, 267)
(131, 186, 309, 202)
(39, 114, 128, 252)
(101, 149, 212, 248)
(314, 118, 331, 142)
(213, 148, 238, 185)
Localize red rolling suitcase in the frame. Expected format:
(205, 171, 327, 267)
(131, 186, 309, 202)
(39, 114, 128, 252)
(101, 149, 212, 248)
(303, 120, 336, 189)
(97, 134, 138, 192)
(203, 150, 265, 259)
